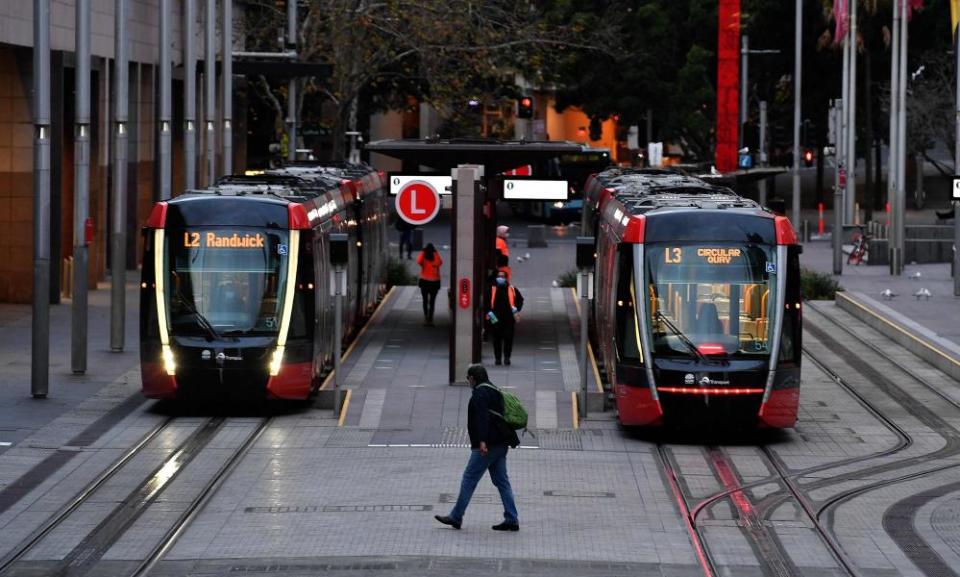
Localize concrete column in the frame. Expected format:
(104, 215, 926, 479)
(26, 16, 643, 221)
(894, 0, 908, 275)
(110, 0, 129, 352)
(33, 0, 51, 397)
(205, 0, 216, 185)
(846, 2, 858, 222)
(222, 0, 232, 175)
(184, 0, 196, 190)
(451, 165, 482, 383)
(72, 0, 91, 374)
(888, 1, 900, 273)
(758, 100, 767, 206)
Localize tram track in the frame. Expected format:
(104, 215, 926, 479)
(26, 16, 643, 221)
(0, 414, 271, 577)
(659, 302, 960, 577)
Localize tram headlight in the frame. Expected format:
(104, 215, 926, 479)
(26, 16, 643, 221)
(269, 347, 284, 376)
(553, 201, 564, 209)
(162, 345, 176, 375)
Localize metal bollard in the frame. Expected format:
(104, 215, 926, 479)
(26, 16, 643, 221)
(801, 220, 810, 242)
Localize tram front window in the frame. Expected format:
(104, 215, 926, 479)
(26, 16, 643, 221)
(166, 228, 290, 337)
(645, 243, 776, 358)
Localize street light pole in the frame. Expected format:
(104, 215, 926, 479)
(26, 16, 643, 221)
(846, 2, 857, 223)
(222, 0, 232, 175)
(72, 0, 91, 374)
(791, 0, 802, 228)
(32, 0, 51, 398)
(205, 0, 216, 185)
(110, 0, 128, 352)
(888, 0, 900, 274)
(740, 34, 749, 148)
(955, 23, 960, 296)
(287, 0, 297, 163)
(895, 0, 908, 275)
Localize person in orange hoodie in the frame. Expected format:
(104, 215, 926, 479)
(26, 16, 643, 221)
(417, 243, 443, 326)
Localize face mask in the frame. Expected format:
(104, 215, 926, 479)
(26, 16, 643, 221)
(496, 277, 506, 286)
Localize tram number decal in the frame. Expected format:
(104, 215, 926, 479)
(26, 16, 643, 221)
(184, 232, 201, 247)
(664, 248, 682, 264)
(182, 231, 267, 249)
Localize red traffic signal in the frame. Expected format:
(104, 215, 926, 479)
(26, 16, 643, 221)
(803, 148, 814, 167)
(517, 96, 534, 119)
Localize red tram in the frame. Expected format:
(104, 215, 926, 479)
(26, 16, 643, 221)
(140, 164, 387, 400)
(583, 169, 801, 428)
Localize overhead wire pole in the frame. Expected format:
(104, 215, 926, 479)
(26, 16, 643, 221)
(158, 0, 171, 200)
(955, 19, 960, 296)
(287, 0, 297, 163)
(184, 0, 196, 190)
(222, 0, 232, 175)
(835, 0, 850, 275)
(846, 2, 858, 223)
(110, 0, 128, 352)
(205, 0, 216, 185)
(791, 0, 802, 228)
(32, 0, 51, 397)
(740, 34, 749, 148)
(888, 0, 900, 274)
(72, 0, 91, 374)
(895, 0, 908, 275)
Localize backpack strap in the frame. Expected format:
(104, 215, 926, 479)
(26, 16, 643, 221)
(476, 383, 506, 421)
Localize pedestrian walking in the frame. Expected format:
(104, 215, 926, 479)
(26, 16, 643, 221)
(435, 364, 520, 531)
(487, 270, 523, 366)
(395, 218, 414, 259)
(417, 243, 442, 326)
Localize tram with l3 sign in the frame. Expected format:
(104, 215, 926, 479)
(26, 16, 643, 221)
(583, 169, 801, 428)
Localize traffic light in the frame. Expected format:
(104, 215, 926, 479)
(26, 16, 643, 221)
(803, 148, 814, 167)
(517, 96, 534, 119)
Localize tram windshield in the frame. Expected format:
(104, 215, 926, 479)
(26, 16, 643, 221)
(645, 243, 777, 358)
(165, 227, 290, 337)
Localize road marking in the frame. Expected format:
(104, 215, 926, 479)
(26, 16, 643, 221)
(337, 389, 352, 427)
(320, 286, 396, 390)
(0, 442, 12, 447)
(359, 389, 387, 428)
(571, 392, 579, 430)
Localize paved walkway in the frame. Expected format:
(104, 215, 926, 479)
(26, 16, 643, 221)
(0, 281, 143, 454)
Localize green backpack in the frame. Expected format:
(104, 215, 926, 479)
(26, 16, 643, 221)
(478, 383, 528, 430)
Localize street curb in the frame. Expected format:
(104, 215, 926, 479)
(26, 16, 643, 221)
(835, 291, 960, 383)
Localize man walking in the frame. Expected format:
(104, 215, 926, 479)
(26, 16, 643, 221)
(487, 271, 523, 366)
(435, 364, 519, 531)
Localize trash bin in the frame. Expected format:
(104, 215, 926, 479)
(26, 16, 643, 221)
(527, 225, 547, 248)
(412, 228, 424, 251)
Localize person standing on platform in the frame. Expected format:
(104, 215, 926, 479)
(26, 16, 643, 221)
(416, 243, 442, 326)
(395, 218, 414, 259)
(487, 270, 523, 366)
(495, 225, 511, 280)
(435, 363, 519, 531)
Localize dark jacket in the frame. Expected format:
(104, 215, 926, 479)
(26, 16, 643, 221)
(467, 383, 519, 449)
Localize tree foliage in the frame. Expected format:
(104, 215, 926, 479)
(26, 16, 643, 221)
(243, 0, 612, 159)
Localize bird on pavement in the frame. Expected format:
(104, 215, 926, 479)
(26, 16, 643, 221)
(914, 288, 932, 300)
(880, 289, 897, 300)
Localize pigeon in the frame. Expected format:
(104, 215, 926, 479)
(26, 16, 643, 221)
(914, 288, 932, 300)
(524, 253, 531, 259)
(516, 256, 525, 263)
(909, 271, 922, 281)
(551, 280, 559, 288)
(880, 289, 897, 300)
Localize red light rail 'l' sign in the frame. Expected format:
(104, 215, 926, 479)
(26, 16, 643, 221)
(458, 278, 471, 309)
(395, 180, 440, 226)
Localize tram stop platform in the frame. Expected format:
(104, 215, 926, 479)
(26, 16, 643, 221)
(800, 240, 960, 381)
(323, 283, 606, 442)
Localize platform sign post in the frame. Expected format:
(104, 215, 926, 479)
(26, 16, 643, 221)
(953, 177, 960, 296)
(451, 166, 483, 383)
(576, 237, 595, 418)
(330, 233, 348, 414)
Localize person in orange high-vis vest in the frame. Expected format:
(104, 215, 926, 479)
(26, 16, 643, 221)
(495, 225, 511, 281)
(417, 243, 443, 326)
(486, 270, 524, 365)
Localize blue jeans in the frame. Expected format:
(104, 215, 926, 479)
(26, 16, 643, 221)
(448, 445, 518, 524)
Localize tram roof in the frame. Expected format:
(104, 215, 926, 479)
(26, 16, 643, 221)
(591, 168, 762, 215)
(365, 138, 591, 174)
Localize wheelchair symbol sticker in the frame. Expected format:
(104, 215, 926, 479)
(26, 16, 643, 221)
(277, 244, 288, 255)
(765, 262, 776, 274)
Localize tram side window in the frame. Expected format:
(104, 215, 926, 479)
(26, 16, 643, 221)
(615, 245, 642, 362)
(778, 247, 802, 363)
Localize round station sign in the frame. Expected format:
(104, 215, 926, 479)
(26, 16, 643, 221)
(395, 180, 440, 226)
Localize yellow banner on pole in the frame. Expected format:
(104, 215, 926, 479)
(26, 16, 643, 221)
(953, 0, 960, 39)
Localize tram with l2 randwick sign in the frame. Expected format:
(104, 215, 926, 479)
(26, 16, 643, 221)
(139, 164, 388, 401)
(583, 169, 802, 428)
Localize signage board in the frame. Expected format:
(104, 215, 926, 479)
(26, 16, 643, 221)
(953, 176, 960, 199)
(502, 179, 568, 201)
(389, 174, 452, 196)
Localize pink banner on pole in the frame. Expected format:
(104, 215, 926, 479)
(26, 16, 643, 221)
(715, 0, 740, 173)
